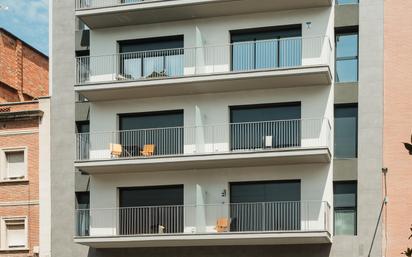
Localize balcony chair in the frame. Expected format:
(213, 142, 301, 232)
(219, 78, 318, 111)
(146, 70, 168, 78)
(215, 217, 231, 232)
(110, 143, 132, 158)
(140, 144, 155, 157)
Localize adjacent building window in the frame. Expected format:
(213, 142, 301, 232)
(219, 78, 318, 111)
(334, 181, 357, 235)
(336, 0, 359, 5)
(231, 25, 302, 71)
(118, 35, 184, 79)
(1, 149, 27, 181)
(2, 218, 27, 249)
(335, 29, 358, 82)
(334, 104, 358, 158)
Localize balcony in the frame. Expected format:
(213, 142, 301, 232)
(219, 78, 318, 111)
(75, 36, 332, 101)
(75, 0, 333, 29)
(74, 200, 332, 247)
(75, 118, 331, 173)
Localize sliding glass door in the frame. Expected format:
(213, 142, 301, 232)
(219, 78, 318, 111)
(230, 102, 301, 151)
(230, 180, 301, 232)
(119, 185, 184, 235)
(231, 26, 302, 71)
(119, 110, 184, 157)
(119, 36, 184, 80)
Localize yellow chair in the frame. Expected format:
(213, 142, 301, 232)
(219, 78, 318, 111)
(140, 144, 155, 156)
(215, 218, 231, 232)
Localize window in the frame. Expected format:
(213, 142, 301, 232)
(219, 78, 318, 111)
(231, 26, 302, 71)
(2, 218, 27, 249)
(1, 149, 27, 181)
(76, 192, 90, 236)
(76, 121, 90, 160)
(334, 104, 358, 158)
(230, 102, 301, 150)
(334, 181, 357, 235)
(118, 36, 184, 79)
(119, 110, 184, 156)
(335, 29, 358, 82)
(336, 0, 358, 5)
(76, 121, 90, 134)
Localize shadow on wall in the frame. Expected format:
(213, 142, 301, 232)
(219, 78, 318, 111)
(87, 244, 332, 257)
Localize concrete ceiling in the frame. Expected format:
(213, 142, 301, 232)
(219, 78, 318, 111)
(77, 0, 332, 29)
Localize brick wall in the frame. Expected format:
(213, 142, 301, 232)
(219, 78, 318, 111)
(384, 1, 412, 256)
(0, 118, 40, 257)
(0, 29, 47, 257)
(0, 29, 48, 102)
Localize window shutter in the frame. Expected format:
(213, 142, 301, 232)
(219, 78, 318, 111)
(6, 152, 25, 179)
(6, 221, 26, 248)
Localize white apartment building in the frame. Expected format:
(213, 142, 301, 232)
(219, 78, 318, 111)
(50, 1, 384, 257)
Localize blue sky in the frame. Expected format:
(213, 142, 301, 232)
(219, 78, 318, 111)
(0, 0, 48, 55)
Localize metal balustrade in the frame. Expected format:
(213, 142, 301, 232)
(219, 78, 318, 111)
(75, 118, 331, 161)
(75, 201, 331, 237)
(76, 0, 172, 10)
(75, 36, 332, 85)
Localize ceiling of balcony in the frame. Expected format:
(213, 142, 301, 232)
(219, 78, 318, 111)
(77, 0, 332, 29)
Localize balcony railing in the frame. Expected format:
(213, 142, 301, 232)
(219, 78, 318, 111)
(75, 0, 171, 10)
(75, 36, 332, 85)
(75, 118, 331, 161)
(75, 201, 331, 237)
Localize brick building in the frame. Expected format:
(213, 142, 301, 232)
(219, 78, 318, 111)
(0, 28, 49, 257)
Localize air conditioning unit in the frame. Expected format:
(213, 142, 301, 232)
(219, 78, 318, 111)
(33, 246, 39, 254)
(265, 136, 273, 148)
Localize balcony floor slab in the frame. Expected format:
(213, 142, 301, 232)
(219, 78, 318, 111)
(74, 231, 332, 248)
(75, 148, 331, 174)
(75, 65, 332, 101)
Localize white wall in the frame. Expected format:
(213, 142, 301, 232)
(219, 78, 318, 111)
(90, 8, 333, 56)
(89, 162, 333, 235)
(85, 6, 335, 236)
(90, 86, 331, 132)
(87, 86, 333, 158)
(85, 8, 334, 82)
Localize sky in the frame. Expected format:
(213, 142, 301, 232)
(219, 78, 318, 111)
(0, 0, 48, 55)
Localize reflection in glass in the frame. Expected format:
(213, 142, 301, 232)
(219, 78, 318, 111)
(336, 32, 358, 82)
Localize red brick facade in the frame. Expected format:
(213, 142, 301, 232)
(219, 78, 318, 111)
(0, 29, 48, 103)
(0, 29, 48, 257)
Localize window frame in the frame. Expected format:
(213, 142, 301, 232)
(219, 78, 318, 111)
(334, 103, 358, 158)
(333, 181, 357, 236)
(0, 217, 28, 250)
(335, 0, 359, 5)
(335, 28, 359, 83)
(0, 147, 28, 182)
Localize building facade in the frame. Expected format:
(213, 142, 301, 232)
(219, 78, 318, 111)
(0, 29, 49, 257)
(50, 1, 392, 257)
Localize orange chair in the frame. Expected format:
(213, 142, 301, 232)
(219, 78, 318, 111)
(215, 218, 231, 232)
(140, 144, 155, 156)
(110, 143, 122, 158)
